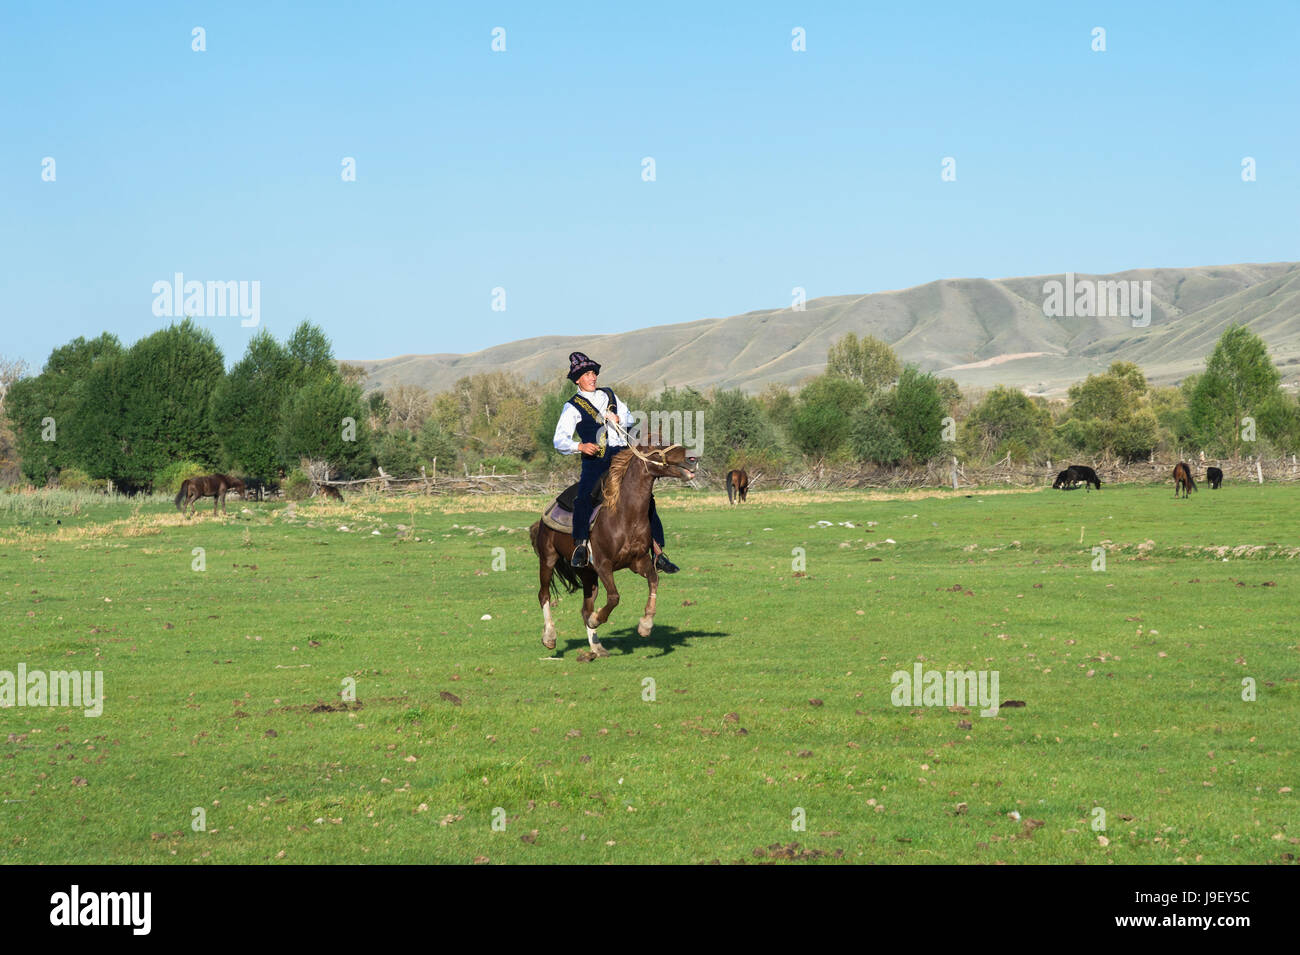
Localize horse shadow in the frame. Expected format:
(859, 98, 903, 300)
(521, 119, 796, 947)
(556, 624, 729, 660)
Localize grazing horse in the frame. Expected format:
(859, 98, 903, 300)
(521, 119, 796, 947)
(175, 474, 246, 516)
(1173, 461, 1196, 498)
(530, 445, 697, 658)
(1206, 466, 1223, 490)
(726, 468, 749, 504)
(1061, 464, 1101, 491)
(1052, 469, 1082, 490)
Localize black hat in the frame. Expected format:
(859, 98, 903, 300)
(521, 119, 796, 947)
(567, 352, 601, 382)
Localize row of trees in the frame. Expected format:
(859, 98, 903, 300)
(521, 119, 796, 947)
(5, 321, 369, 491)
(964, 327, 1300, 464)
(2, 322, 1296, 490)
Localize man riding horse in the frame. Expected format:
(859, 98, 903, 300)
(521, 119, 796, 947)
(552, 352, 679, 574)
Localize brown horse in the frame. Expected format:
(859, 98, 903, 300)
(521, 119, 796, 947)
(726, 468, 749, 504)
(312, 484, 344, 501)
(175, 474, 246, 516)
(530, 445, 697, 657)
(1173, 461, 1197, 498)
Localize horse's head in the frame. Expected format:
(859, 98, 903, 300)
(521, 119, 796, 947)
(642, 445, 697, 481)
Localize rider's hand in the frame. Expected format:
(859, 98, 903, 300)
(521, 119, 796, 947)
(578, 442, 600, 456)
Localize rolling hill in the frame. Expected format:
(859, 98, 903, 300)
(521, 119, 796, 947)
(354, 262, 1300, 397)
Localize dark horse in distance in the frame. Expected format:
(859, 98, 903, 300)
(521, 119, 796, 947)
(1173, 461, 1197, 498)
(175, 474, 246, 516)
(726, 468, 749, 504)
(530, 445, 697, 658)
(1206, 466, 1224, 489)
(1053, 464, 1101, 491)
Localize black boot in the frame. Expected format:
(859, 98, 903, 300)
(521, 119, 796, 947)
(571, 540, 591, 568)
(654, 552, 679, 574)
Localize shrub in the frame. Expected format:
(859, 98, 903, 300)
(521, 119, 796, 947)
(478, 455, 527, 474)
(152, 460, 206, 494)
(54, 467, 96, 491)
(283, 468, 312, 500)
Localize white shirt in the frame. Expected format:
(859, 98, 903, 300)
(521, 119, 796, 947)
(553, 387, 635, 455)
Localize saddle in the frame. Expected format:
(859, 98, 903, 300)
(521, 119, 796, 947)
(541, 474, 609, 535)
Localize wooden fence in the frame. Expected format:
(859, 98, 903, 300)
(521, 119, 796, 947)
(295, 454, 1300, 499)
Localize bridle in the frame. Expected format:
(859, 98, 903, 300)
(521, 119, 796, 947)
(602, 417, 689, 471)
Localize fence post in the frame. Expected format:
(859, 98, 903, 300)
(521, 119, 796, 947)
(951, 456, 959, 490)
(1256, 460, 1264, 485)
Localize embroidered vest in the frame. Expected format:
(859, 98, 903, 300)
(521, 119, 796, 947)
(568, 387, 618, 457)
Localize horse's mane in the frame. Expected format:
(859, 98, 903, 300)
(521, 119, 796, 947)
(601, 451, 638, 513)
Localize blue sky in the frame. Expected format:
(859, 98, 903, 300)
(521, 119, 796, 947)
(3, 1, 1297, 372)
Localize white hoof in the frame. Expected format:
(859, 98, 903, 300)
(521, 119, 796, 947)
(637, 617, 653, 637)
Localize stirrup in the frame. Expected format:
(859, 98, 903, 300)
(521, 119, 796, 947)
(654, 552, 679, 574)
(571, 540, 591, 568)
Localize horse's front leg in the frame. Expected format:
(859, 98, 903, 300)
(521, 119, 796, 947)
(579, 571, 605, 655)
(634, 554, 659, 637)
(589, 563, 621, 630)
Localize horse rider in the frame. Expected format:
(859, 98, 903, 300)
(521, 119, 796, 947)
(552, 351, 679, 574)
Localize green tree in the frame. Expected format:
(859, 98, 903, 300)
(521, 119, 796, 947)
(1189, 325, 1283, 456)
(1061, 361, 1158, 461)
(277, 376, 371, 475)
(116, 319, 225, 484)
(707, 389, 778, 462)
(826, 333, 901, 394)
(5, 334, 123, 482)
(961, 386, 1052, 461)
(790, 375, 869, 459)
(936, 377, 963, 412)
(887, 366, 947, 462)
(417, 417, 459, 470)
(210, 330, 293, 480)
(848, 402, 906, 465)
(285, 322, 338, 390)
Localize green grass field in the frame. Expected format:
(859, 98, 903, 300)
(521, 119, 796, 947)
(0, 483, 1295, 864)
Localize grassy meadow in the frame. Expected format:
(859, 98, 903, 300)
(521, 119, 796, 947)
(0, 481, 1296, 864)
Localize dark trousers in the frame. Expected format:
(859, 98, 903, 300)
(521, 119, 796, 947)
(572, 446, 665, 549)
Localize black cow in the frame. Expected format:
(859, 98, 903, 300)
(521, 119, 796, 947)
(1206, 466, 1223, 490)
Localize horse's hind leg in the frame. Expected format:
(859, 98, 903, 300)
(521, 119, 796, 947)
(538, 541, 558, 651)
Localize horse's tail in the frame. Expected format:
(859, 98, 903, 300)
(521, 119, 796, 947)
(550, 556, 581, 597)
(531, 520, 579, 598)
(1186, 468, 1197, 492)
(174, 481, 188, 511)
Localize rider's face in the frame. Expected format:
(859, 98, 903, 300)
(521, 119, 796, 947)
(577, 370, 597, 391)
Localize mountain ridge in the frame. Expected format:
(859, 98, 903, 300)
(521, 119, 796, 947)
(353, 262, 1300, 397)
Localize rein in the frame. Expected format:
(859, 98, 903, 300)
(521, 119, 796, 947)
(602, 416, 682, 466)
